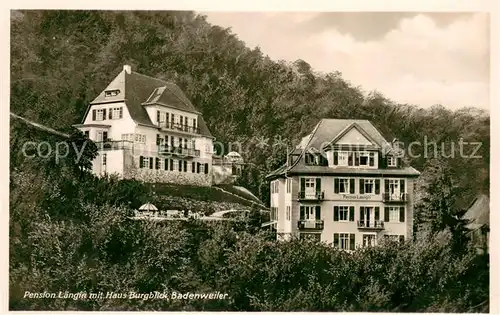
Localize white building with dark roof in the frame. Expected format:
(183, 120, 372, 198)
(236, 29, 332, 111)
(266, 119, 420, 249)
(73, 65, 214, 186)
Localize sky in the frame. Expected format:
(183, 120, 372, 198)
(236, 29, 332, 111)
(200, 12, 490, 110)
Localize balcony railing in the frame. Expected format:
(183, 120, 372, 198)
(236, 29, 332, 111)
(357, 220, 385, 230)
(95, 140, 133, 151)
(297, 191, 325, 201)
(298, 220, 324, 230)
(158, 145, 200, 157)
(382, 193, 408, 203)
(157, 121, 200, 134)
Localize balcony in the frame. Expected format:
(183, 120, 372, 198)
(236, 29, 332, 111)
(157, 121, 200, 134)
(297, 191, 325, 201)
(158, 145, 200, 158)
(382, 193, 408, 203)
(357, 220, 385, 230)
(298, 220, 324, 230)
(95, 140, 133, 151)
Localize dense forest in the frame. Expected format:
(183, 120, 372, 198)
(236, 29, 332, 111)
(10, 10, 489, 311)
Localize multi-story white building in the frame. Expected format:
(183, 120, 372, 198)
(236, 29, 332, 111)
(73, 65, 214, 186)
(266, 119, 420, 250)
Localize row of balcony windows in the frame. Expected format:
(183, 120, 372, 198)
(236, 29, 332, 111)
(296, 191, 408, 203)
(297, 219, 386, 230)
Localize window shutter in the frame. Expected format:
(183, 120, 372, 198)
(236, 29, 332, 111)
(334, 206, 339, 221)
(139, 156, 143, 168)
(400, 179, 405, 193)
(399, 235, 405, 243)
(156, 110, 160, 123)
(92, 109, 96, 121)
(300, 206, 305, 220)
(384, 207, 390, 222)
(315, 206, 321, 220)
(369, 155, 374, 166)
(149, 157, 153, 169)
(170, 159, 174, 171)
(349, 234, 355, 250)
(103, 131, 108, 141)
(359, 179, 365, 194)
(165, 159, 168, 170)
(108, 109, 113, 119)
(399, 207, 405, 222)
(334, 178, 339, 194)
(197, 162, 200, 173)
(349, 206, 355, 221)
(204, 163, 208, 174)
(119, 107, 123, 118)
(102, 109, 106, 120)
(333, 233, 339, 248)
(155, 158, 159, 169)
(179, 161, 182, 171)
(385, 179, 390, 193)
(333, 151, 338, 165)
(300, 178, 305, 192)
(375, 179, 380, 194)
(350, 178, 355, 193)
(348, 153, 353, 166)
(354, 152, 359, 166)
(316, 178, 321, 193)
(396, 157, 402, 168)
(360, 207, 364, 222)
(375, 207, 380, 221)
(192, 162, 195, 173)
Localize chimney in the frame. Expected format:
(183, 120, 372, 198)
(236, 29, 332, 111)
(123, 65, 132, 74)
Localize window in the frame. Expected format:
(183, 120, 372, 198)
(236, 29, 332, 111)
(158, 159, 164, 170)
(102, 153, 107, 166)
(286, 206, 291, 221)
(178, 160, 183, 171)
(143, 157, 150, 169)
(197, 162, 201, 173)
(364, 179, 375, 194)
(96, 109, 105, 121)
(184, 160, 188, 172)
(354, 151, 375, 167)
(134, 134, 146, 143)
(338, 206, 349, 221)
(334, 178, 355, 194)
(339, 178, 349, 194)
(389, 207, 399, 222)
(286, 178, 291, 193)
(109, 107, 123, 119)
(97, 131, 108, 142)
(359, 178, 380, 195)
(305, 178, 315, 189)
(84, 131, 89, 138)
(172, 160, 178, 171)
(363, 234, 376, 247)
(270, 207, 278, 221)
(338, 151, 348, 166)
(104, 89, 120, 97)
(192, 162, 196, 173)
(204, 163, 209, 174)
(387, 156, 397, 167)
(384, 206, 405, 223)
(301, 206, 317, 221)
(333, 233, 354, 250)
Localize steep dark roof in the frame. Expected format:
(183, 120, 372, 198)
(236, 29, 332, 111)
(266, 118, 420, 179)
(83, 68, 212, 138)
